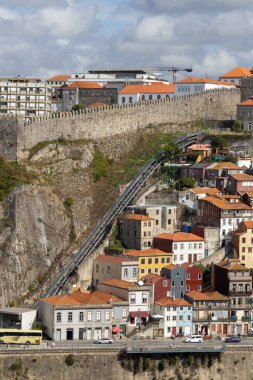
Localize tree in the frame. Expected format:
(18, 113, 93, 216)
(164, 141, 180, 161)
(72, 104, 85, 111)
(211, 136, 227, 151)
(178, 177, 196, 190)
(231, 120, 242, 132)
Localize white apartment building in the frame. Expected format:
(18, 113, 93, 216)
(0, 77, 52, 120)
(174, 77, 236, 96)
(154, 232, 205, 264)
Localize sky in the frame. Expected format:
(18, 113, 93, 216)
(0, 0, 253, 81)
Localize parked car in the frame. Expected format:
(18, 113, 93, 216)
(185, 335, 203, 343)
(95, 338, 113, 344)
(224, 336, 241, 343)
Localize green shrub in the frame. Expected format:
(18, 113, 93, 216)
(65, 354, 75, 366)
(64, 197, 74, 207)
(9, 359, 22, 373)
(143, 357, 151, 371)
(91, 149, 109, 181)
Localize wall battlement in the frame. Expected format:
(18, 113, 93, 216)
(0, 88, 241, 161)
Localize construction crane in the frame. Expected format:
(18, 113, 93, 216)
(144, 67, 193, 83)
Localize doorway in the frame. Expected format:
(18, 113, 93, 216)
(66, 329, 74, 340)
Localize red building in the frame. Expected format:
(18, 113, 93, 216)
(180, 263, 203, 292)
(227, 173, 253, 194)
(141, 273, 171, 302)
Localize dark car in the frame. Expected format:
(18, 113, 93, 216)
(225, 336, 241, 343)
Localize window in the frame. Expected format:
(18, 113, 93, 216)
(168, 219, 171, 224)
(249, 247, 252, 253)
(107, 266, 111, 274)
(180, 255, 183, 261)
(167, 316, 170, 321)
(130, 293, 136, 304)
(149, 95, 152, 100)
(179, 316, 183, 321)
(79, 312, 84, 322)
(148, 258, 152, 264)
(174, 255, 177, 261)
(186, 285, 190, 291)
(172, 281, 175, 287)
(129, 96, 132, 103)
(122, 308, 127, 318)
(161, 258, 165, 264)
(56, 312, 61, 322)
(172, 316, 177, 321)
(155, 268, 159, 273)
(188, 315, 191, 321)
(166, 257, 170, 263)
(105, 312, 110, 321)
(96, 264, 99, 273)
(180, 244, 184, 250)
(141, 258, 145, 264)
(96, 312, 101, 321)
(155, 258, 158, 264)
(174, 244, 177, 250)
(141, 268, 145, 274)
(68, 312, 73, 322)
(156, 209, 159, 215)
(133, 268, 137, 277)
(142, 293, 147, 304)
(198, 285, 202, 291)
(87, 312, 92, 321)
(180, 281, 184, 286)
(198, 274, 202, 280)
(199, 243, 202, 249)
(242, 238, 246, 244)
(242, 247, 246, 253)
(148, 268, 152, 273)
(156, 220, 159, 225)
(163, 280, 168, 287)
(187, 274, 190, 280)
(194, 243, 197, 249)
(124, 268, 128, 277)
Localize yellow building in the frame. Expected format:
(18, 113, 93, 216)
(125, 248, 172, 279)
(233, 221, 253, 268)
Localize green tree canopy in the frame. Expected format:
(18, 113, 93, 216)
(72, 104, 85, 111)
(164, 141, 181, 161)
(231, 120, 242, 132)
(211, 136, 227, 150)
(178, 177, 196, 190)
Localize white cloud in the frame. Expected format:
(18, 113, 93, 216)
(0, 6, 18, 20)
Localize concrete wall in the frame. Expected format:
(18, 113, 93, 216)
(240, 77, 253, 102)
(0, 88, 240, 161)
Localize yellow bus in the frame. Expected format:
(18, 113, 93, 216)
(0, 329, 42, 345)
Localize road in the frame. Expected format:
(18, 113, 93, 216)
(2, 336, 253, 354)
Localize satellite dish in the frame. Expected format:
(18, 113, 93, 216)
(138, 280, 144, 286)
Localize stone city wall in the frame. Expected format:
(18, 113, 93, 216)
(0, 88, 240, 161)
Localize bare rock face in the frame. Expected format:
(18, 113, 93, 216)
(0, 185, 71, 306)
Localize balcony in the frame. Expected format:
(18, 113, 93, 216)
(242, 316, 250, 322)
(229, 291, 252, 296)
(229, 316, 237, 322)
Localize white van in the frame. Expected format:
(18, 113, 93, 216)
(185, 335, 203, 343)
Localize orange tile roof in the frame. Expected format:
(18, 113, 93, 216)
(86, 102, 106, 108)
(123, 213, 154, 222)
(100, 279, 136, 289)
(47, 75, 71, 82)
(219, 67, 253, 79)
(191, 187, 221, 196)
(68, 81, 103, 89)
(155, 232, 204, 242)
(180, 262, 202, 272)
(175, 77, 237, 86)
(238, 97, 253, 106)
(43, 291, 122, 305)
(141, 273, 165, 284)
(203, 291, 230, 301)
(201, 196, 252, 210)
(95, 255, 133, 264)
(119, 83, 174, 95)
(164, 263, 177, 270)
(187, 144, 212, 151)
(241, 220, 253, 229)
(155, 297, 191, 307)
(230, 173, 253, 181)
(186, 290, 210, 300)
(210, 162, 242, 170)
(217, 259, 249, 271)
(124, 248, 172, 257)
(125, 248, 171, 257)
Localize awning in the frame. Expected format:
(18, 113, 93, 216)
(112, 327, 123, 333)
(130, 311, 149, 318)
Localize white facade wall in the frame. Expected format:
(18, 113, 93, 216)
(172, 241, 205, 264)
(21, 310, 37, 330)
(220, 214, 253, 243)
(174, 82, 235, 96)
(118, 92, 170, 105)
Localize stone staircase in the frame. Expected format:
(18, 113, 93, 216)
(127, 320, 159, 338)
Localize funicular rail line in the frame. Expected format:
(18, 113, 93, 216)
(42, 132, 203, 297)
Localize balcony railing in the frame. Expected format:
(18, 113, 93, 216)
(242, 316, 250, 321)
(229, 316, 237, 322)
(229, 291, 252, 296)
